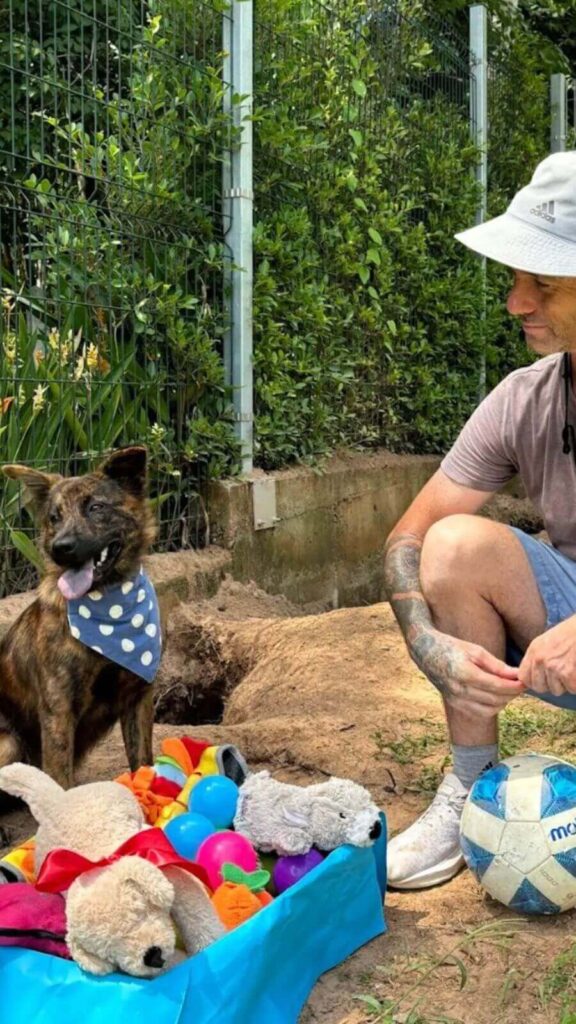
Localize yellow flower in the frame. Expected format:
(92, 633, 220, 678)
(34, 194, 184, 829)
(32, 384, 48, 413)
(86, 343, 99, 371)
(74, 355, 85, 381)
(1, 291, 14, 313)
(47, 328, 60, 351)
(3, 332, 16, 364)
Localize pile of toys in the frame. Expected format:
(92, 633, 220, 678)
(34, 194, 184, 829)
(0, 736, 382, 978)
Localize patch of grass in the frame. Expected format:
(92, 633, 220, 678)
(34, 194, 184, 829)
(538, 941, 576, 1021)
(499, 704, 576, 759)
(373, 722, 445, 765)
(355, 920, 524, 1023)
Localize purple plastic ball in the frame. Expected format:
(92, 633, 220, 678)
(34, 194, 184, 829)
(272, 849, 324, 893)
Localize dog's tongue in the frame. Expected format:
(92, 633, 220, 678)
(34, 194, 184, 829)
(57, 561, 95, 600)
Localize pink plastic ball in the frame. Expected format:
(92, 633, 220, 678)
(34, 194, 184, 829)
(195, 830, 258, 890)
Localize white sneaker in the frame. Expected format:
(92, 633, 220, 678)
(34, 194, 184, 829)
(386, 773, 468, 890)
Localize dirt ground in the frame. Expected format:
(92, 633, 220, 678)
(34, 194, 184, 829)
(2, 575, 576, 1024)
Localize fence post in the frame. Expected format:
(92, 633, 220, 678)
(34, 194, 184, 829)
(469, 4, 488, 402)
(223, 0, 254, 474)
(550, 73, 567, 153)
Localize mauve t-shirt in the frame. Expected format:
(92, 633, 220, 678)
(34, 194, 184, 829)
(441, 353, 576, 559)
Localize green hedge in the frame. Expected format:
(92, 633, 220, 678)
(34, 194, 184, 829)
(252, 0, 559, 467)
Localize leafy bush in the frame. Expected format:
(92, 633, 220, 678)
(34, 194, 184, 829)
(252, 0, 559, 467)
(0, 0, 240, 593)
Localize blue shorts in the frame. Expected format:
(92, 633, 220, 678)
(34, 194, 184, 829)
(507, 527, 576, 710)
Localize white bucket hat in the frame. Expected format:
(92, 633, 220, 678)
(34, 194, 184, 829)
(455, 151, 576, 276)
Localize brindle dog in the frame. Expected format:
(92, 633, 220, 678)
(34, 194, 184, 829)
(0, 446, 156, 789)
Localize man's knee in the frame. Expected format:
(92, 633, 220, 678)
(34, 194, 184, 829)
(420, 514, 505, 600)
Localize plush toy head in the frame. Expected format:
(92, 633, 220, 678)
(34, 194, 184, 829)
(66, 857, 177, 977)
(307, 777, 382, 850)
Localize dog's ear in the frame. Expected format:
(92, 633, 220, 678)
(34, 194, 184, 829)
(2, 465, 62, 512)
(99, 446, 147, 496)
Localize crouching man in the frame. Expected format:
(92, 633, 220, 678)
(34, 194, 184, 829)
(385, 151, 576, 889)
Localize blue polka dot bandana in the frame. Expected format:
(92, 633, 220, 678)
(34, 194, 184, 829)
(66, 568, 161, 682)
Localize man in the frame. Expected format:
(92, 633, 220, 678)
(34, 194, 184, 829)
(384, 150, 576, 891)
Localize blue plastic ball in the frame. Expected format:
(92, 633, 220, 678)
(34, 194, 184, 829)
(164, 812, 215, 860)
(188, 776, 239, 829)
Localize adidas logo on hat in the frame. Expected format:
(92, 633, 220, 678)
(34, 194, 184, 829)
(530, 200, 556, 223)
(454, 151, 576, 276)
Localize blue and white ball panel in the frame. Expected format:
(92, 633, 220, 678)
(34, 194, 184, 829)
(523, 856, 576, 911)
(459, 803, 506, 857)
(467, 762, 509, 819)
(540, 762, 576, 818)
(508, 878, 562, 915)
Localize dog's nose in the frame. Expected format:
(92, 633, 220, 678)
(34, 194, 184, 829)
(51, 534, 94, 566)
(52, 536, 77, 560)
(143, 945, 165, 969)
(369, 819, 382, 840)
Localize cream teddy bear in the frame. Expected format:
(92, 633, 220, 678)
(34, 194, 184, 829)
(0, 763, 224, 977)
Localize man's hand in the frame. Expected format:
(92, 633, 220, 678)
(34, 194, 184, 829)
(519, 616, 576, 696)
(409, 627, 525, 719)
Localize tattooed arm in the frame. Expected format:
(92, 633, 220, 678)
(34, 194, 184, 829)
(383, 530, 451, 690)
(383, 470, 522, 713)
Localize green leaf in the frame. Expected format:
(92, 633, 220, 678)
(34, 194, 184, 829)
(8, 530, 44, 571)
(352, 79, 367, 98)
(368, 227, 383, 246)
(366, 248, 381, 266)
(220, 863, 271, 891)
(348, 129, 363, 148)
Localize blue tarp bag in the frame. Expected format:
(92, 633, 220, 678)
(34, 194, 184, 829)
(0, 817, 387, 1024)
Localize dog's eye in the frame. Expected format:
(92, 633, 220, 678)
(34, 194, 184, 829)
(88, 501, 106, 515)
(49, 509, 60, 525)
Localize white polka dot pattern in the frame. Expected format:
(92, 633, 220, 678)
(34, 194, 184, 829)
(66, 568, 161, 683)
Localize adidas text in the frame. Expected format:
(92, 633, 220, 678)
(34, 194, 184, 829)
(530, 200, 556, 223)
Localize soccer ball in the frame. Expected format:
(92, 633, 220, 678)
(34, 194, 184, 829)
(460, 753, 576, 914)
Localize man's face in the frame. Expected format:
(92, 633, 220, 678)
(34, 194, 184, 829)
(506, 271, 576, 354)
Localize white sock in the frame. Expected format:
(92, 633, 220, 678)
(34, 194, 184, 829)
(451, 743, 499, 792)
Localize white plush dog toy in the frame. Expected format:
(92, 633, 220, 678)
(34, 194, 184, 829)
(233, 770, 382, 856)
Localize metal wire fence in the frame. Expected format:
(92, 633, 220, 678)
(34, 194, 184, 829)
(252, 0, 483, 465)
(0, 0, 233, 596)
(0, 0, 565, 595)
(250, 0, 559, 469)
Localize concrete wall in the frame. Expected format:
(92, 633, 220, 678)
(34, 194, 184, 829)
(208, 451, 440, 608)
(0, 452, 439, 624)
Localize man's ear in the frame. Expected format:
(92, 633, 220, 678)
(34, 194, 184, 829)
(2, 465, 62, 514)
(98, 446, 147, 497)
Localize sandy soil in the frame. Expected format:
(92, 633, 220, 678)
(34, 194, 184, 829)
(2, 577, 575, 1023)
